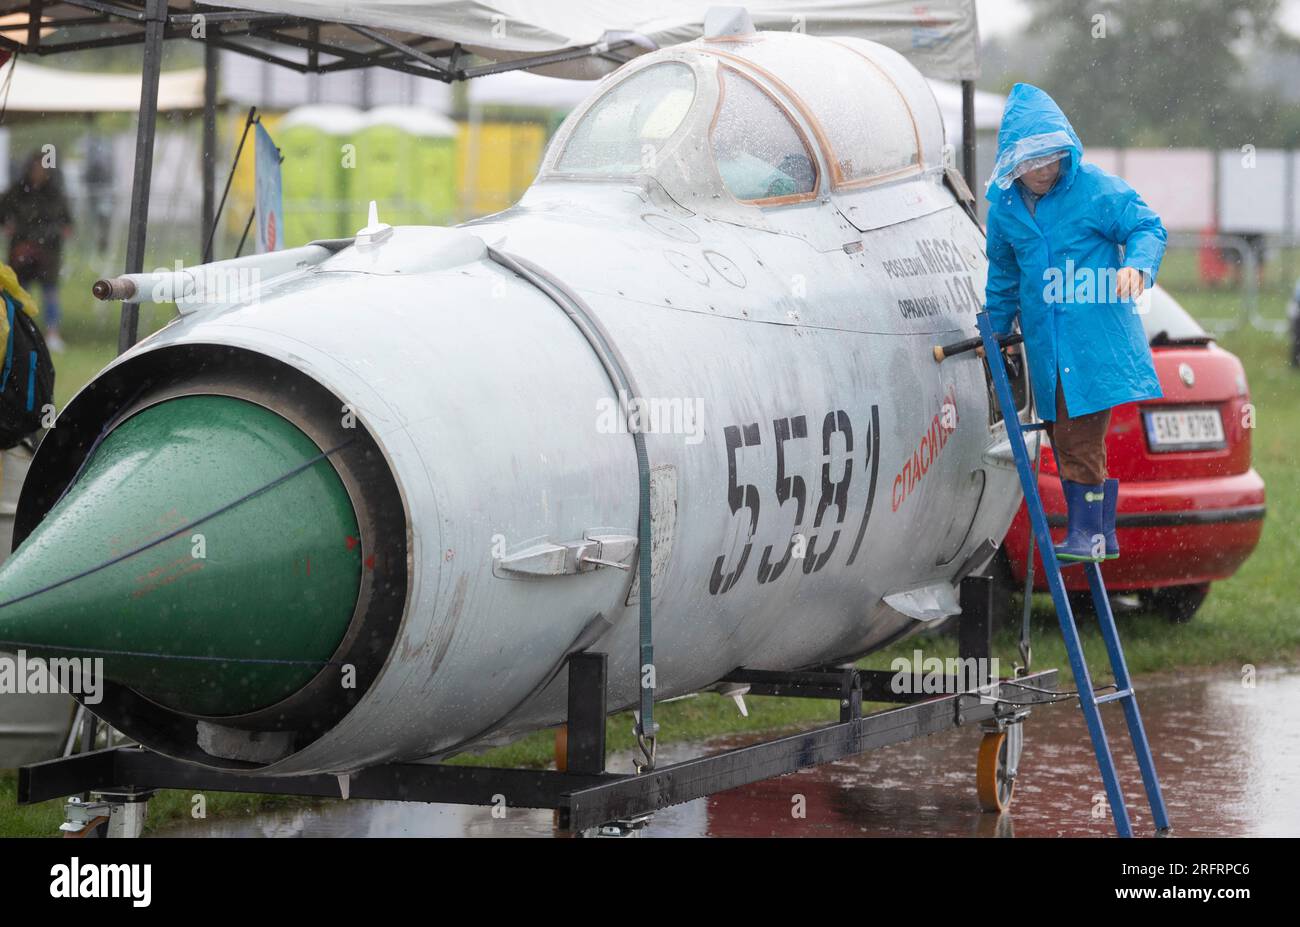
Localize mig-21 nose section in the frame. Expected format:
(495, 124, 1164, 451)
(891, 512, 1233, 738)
(0, 394, 363, 717)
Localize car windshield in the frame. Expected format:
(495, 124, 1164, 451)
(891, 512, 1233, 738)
(1140, 287, 1211, 343)
(556, 63, 697, 175)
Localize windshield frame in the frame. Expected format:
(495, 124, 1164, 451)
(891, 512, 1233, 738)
(698, 35, 926, 192)
(709, 64, 822, 208)
(551, 60, 700, 180)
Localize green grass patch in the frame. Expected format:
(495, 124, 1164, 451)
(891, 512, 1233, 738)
(52, 343, 117, 410)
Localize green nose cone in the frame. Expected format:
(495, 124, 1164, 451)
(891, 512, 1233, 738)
(0, 395, 362, 717)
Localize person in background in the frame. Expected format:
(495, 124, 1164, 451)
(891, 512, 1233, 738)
(82, 133, 115, 256)
(985, 83, 1168, 563)
(0, 152, 73, 353)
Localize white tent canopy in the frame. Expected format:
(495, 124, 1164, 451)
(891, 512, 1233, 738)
(216, 0, 981, 79)
(928, 78, 1005, 144)
(466, 69, 598, 109)
(0, 59, 205, 112)
(15, 0, 978, 81)
(0, 48, 1003, 129)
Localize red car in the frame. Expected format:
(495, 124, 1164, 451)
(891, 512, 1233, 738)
(997, 285, 1266, 623)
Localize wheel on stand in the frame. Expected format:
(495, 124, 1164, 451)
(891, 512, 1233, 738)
(60, 816, 109, 838)
(976, 730, 1016, 813)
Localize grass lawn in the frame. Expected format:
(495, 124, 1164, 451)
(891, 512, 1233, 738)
(52, 342, 118, 409)
(2, 283, 1296, 836)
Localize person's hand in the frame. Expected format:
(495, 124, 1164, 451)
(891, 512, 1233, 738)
(1116, 267, 1146, 300)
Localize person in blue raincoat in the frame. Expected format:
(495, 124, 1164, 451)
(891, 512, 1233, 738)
(985, 83, 1167, 563)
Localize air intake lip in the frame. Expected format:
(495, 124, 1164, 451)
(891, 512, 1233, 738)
(0, 394, 363, 718)
(10, 344, 409, 769)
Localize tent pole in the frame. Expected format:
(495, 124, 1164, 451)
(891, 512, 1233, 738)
(961, 79, 976, 194)
(202, 36, 219, 263)
(119, 0, 166, 355)
(28, 0, 42, 51)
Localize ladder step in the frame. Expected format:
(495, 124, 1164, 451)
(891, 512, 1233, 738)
(1093, 688, 1134, 706)
(1021, 422, 1048, 431)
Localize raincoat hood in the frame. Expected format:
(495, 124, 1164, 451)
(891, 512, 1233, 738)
(982, 83, 1168, 420)
(985, 83, 1084, 200)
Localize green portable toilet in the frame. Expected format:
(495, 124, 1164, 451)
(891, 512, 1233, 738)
(350, 106, 459, 229)
(277, 104, 366, 244)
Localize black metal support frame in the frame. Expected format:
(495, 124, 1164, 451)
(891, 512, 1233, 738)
(20, 582, 1058, 835)
(201, 31, 219, 262)
(116, 0, 165, 354)
(959, 572, 993, 671)
(564, 652, 608, 776)
(961, 78, 977, 194)
(20, 668, 1058, 833)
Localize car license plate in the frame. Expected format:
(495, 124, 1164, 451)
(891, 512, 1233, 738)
(1144, 408, 1226, 451)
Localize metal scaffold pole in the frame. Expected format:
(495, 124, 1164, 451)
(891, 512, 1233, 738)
(961, 79, 977, 194)
(118, 0, 167, 355)
(202, 33, 220, 263)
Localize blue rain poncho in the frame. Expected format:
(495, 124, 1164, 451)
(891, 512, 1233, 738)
(985, 83, 1167, 419)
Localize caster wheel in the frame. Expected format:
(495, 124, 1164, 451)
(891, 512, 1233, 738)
(976, 730, 1015, 813)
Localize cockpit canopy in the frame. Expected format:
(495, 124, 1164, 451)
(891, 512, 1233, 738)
(540, 30, 945, 214)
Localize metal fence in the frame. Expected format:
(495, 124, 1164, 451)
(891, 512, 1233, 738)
(1160, 232, 1295, 336)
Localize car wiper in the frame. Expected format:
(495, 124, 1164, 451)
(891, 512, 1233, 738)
(1149, 329, 1215, 347)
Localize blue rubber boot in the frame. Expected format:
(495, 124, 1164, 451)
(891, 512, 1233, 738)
(1102, 478, 1120, 560)
(1055, 480, 1106, 563)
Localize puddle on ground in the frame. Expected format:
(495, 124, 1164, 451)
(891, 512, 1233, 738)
(153, 665, 1300, 837)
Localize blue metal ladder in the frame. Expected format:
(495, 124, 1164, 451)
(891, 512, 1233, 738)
(973, 309, 1171, 838)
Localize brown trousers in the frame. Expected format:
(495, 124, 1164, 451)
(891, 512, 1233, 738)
(1043, 380, 1111, 484)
